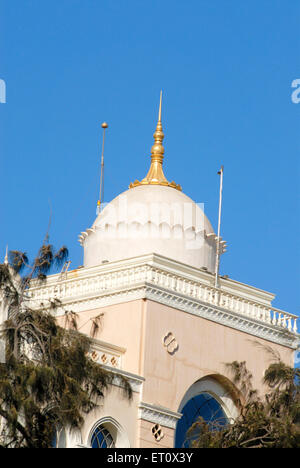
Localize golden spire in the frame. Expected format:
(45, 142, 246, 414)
(129, 91, 182, 191)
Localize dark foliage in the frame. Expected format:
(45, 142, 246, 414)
(187, 355, 300, 448)
(0, 245, 132, 448)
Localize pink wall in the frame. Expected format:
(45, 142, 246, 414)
(142, 300, 294, 412)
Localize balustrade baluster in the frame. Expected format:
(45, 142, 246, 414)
(293, 319, 298, 333)
(282, 314, 287, 328)
(27, 264, 298, 338)
(264, 308, 271, 324)
(214, 289, 219, 305)
(278, 313, 282, 327)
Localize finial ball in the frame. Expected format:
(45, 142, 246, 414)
(101, 122, 108, 129)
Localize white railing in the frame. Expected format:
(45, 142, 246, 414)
(28, 263, 298, 334)
(148, 267, 298, 333)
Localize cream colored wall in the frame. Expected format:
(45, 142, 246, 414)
(80, 384, 140, 448)
(141, 300, 294, 413)
(56, 300, 146, 448)
(57, 297, 294, 448)
(56, 299, 146, 375)
(137, 419, 174, 449)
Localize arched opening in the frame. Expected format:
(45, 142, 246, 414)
(175, 391, 228, 447)
(91, 424, 115, 448)
(88, 416, 130, 448)
(175, 376, 238, 448)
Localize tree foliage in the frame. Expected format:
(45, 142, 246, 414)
(187, 349, 300, 448)
(0, 244, 132, 448)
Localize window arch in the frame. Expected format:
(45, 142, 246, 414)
(91, 424, 115, 448)
(175, 377, 238, 448)
(88, 417, 130, 448)
(175, 391, 228, 447)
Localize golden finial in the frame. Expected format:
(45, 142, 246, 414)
(151, 90, 164, 162)
(129, 91, 181, 191)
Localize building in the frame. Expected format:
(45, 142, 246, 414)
(27, 95, 298, 448)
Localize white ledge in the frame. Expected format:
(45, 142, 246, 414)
(27, 253, 299, 349)
(138, 402, 182, 429)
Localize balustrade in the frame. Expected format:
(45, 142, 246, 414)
(28, 263, 298, 334)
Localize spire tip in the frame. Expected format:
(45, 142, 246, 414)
(129, 91, 181, 191)
(158, 90, 162, 122)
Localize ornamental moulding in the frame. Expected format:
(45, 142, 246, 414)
(138, 402, 182, 429)
(101, 365, 145, 394)
(27, 254, 299, 350)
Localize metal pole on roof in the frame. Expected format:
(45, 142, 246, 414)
(215, 165, 224, 289)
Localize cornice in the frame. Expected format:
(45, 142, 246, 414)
(28, 254, 299, 350)
(144, 283, 298, 349)
(138, 402, 182, 429)
(101, 365, 145, 393)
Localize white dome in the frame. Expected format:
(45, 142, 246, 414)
(80, 185, 219, 272)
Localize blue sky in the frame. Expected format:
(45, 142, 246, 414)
(0, 0, 299, 331)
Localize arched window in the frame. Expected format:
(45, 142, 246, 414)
(88, 417, 130, 448)
(91, 424, 115, 448)
(175, 391, 228, 447)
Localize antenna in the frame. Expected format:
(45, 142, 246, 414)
(214, 165, 224, 288)
(4, 245, 8, 265)
(96, 122, 108, 215)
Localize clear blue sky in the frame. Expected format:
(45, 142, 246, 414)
(0, 1, 299, 323)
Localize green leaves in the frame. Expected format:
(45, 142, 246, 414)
(188, 356, 300, 448)
(0, 242, 132, 448)
(8, 251, 29, 274)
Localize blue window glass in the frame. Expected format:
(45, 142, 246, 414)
(91, 425, 115, 448)
(175, 392, 228, 448)
(51, 428, 66, 448)
(51, 432, 57, 448)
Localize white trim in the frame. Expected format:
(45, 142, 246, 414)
(178, 377, 239, 422)
(29, 253, 276, 303)
(89, 337, 126, 354)
(100, 365, 145, 394)
(88, 338, 126, 370)
(138, 402, 182, 429)
(87, 416, 130, 448)
(174, 377, 239, 447)
(145, 284, 298, 349)
(27, 253, 299, 349)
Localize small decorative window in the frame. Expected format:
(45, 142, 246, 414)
(91, 424, 115, 448)
(152, 423, 164, 441)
